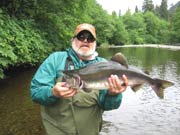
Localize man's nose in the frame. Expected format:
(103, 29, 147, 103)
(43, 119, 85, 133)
(83, 38, 88, 42)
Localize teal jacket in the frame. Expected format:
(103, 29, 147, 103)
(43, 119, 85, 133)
(30, 48, 122, 110)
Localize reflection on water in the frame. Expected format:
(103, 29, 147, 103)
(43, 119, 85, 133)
(0, 47, 180, 135)
(0, 68, 45, 135)
(98, 47, 180, 135)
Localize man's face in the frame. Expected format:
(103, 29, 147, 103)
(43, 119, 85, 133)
(72, 30, 96, 58)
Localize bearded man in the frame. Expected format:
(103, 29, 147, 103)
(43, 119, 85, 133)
(30, 23, 128, 135)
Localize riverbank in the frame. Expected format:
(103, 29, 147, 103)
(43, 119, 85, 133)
(100, 44, 180, 51)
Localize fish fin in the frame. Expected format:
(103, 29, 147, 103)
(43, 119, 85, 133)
(152, 78, 174, 99)
(131, 84, 144, 92)
(111, 52, 128, 68)
(144, 70, 150, 75)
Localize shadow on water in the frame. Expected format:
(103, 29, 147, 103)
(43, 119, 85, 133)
(0, 68, 45, 135)
(0, 47, 180, 135)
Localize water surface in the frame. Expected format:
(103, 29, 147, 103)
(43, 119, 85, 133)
(0, 68, 45, 135)
(0, 47, 179, 135)
(98, 47, 180, 135)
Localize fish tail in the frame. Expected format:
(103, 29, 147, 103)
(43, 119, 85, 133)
(152, 78, 174, 99)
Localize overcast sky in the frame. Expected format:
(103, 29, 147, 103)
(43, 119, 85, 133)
(96, 0, 180, 14)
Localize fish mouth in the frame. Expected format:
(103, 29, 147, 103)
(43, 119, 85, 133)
(72, 74, 83, 89)
(77, 76, 84, 89)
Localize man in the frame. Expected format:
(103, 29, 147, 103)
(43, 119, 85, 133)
(30, 23, 128, 135)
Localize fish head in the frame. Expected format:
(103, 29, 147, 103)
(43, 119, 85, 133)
(62, 71, 81, 89)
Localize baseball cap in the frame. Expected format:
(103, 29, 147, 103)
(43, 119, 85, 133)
(74, 23, 96, 39)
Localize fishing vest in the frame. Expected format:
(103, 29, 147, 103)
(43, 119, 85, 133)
(41, 54, 104, 135)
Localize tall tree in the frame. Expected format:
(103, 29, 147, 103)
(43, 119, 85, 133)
(135, 6, 139, 13)
(170, 5, 180, 43)
(109, 16, 129, 45)
(155, 5, 160, 17)
(142, 0, 154, 13)
(118, 9, 121, 17)
(123, 12, 145, 44)
(159, 0, 168, 20)
(143, 11, 160, 43)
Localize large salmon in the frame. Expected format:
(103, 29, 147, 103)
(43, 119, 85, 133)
(62, 53, 174, 98)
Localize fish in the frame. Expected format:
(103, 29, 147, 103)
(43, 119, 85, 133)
(62, 53, 174, 99)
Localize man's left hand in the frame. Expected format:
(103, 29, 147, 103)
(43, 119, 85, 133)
(108, 74, 128, 95)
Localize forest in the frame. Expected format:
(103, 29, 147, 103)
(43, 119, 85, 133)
(0, 0, 180, 79)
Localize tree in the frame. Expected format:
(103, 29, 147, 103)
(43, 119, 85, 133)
(135, 6, 139, 13)
(0, 0, 37, 18)
(87, 1, 115, 45)
(157, 19, 170, 43)
(0, 0, 175, 79)
(142, 0, 154, 13)
(123, 12, 146, 44)
(118, 9, 121, 17)
(143, 11, 169, 43)
(159, 0, 168, 20)
(109, 16, 129, 45)
(155, 5, 160, 17)
(170, 5, 180, 43)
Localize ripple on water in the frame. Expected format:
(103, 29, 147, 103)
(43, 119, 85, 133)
(100, 77, 180, 135)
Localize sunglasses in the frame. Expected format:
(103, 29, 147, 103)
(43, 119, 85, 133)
(76, 32, 96, 43)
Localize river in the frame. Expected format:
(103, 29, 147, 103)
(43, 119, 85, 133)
(0, 46, 180, 135)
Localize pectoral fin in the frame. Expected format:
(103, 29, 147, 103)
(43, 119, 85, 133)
(131, 84, 144, 92)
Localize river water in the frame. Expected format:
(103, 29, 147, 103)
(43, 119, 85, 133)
(0, 47, 180, 135)
(98, 47, 180, 135)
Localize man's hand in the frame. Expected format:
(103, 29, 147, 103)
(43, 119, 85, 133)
(108, 74, 128, 95)
(52, 82, 77, 98)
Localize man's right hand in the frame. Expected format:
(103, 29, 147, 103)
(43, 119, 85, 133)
(52, 82, 77, 98)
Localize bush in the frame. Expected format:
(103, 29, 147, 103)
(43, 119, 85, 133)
(0, 9, 52, 78)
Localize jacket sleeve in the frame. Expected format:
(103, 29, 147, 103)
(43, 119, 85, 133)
(30, 52, 67, 105)
(98, 90, 122, 111)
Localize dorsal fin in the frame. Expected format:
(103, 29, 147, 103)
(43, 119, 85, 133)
(110, 52, 128, 68)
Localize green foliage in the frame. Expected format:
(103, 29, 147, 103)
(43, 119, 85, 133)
(170, 6, 180, 43)
(123, 12, 145, 44)
(156, 19, 170, 43)
(142, 0, 155, 13)
(35, 0, 94, 49)
(0, 0, 179, 79)
(143, 11, 169, 43)
(0, 9, 51, 78)
(88, 3, 114, 44)
(0, 0, 37, 18)
(109, 16, 129, 45)
(155, 0, 168, 20)
(159, 0, 168, 20)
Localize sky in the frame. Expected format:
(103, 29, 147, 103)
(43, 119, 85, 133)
(96, 0, 180, 14)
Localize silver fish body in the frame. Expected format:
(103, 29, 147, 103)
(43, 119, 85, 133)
(62, 60, 174, 99)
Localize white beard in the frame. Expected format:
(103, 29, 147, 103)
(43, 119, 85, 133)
(72, 42, 97, 59)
